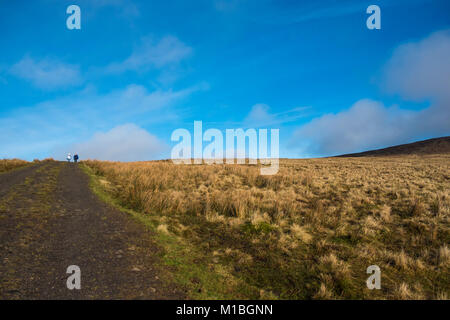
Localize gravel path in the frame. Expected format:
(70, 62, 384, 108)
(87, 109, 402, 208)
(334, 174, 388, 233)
(0, 162, 184, 299)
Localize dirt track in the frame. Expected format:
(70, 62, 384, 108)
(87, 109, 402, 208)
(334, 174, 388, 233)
(0, 162, 184, 299)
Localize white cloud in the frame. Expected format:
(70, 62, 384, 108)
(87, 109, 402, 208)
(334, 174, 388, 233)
(244, 104, 275, 126)
(293, 99, 410, 155)
(3, 83, 197, 130)
(0, 83, 203, 159)
(10, 57, 83, 90)
(382, 29, 450, 103)
(105, 36, 192, 74)
(292, 30, 450, 156)
(101, 84, 197, 115)
(68, 124, 166, 161)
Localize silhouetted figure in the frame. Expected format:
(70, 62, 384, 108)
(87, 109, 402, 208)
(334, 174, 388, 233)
(74, 154, 79, 163)
(67, 153, 72, 163)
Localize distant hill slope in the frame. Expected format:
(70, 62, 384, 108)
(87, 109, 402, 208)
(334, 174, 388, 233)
(337, 136, 450, 157)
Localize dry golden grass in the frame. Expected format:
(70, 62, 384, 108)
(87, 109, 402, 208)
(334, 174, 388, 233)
(84, 155, 450, 299)
(0, 159, 29, 173)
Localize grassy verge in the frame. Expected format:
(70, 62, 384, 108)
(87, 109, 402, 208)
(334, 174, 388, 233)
(0, 158, 58, 174)
(0, 159, 30, 173)
(80, 163, 263, 299)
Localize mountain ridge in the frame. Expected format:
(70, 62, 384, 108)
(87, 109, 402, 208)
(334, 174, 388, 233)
(337, 136, 450, 157)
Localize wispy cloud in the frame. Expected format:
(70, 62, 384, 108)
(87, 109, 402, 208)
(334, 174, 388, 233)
(10, 56, 83, 90)
(214, 0, 241, 12)
(104, 35, 192, 74)
(0, 83, 204, 159)
(226, 0, 431, 25)
(244, 103, 308, 127)
(82, 0, 140, 18)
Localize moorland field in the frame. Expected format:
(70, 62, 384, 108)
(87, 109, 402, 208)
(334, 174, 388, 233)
(81, 154, 449, 299)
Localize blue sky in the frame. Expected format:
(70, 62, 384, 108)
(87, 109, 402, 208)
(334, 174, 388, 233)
(0, 0, 449, 160)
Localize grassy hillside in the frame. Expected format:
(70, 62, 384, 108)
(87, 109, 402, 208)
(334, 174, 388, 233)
(82, 155, 450, 299)
(338, 137, 450, 157)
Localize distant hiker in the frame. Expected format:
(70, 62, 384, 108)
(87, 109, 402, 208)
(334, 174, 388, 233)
(74, 154, 79, 163)
(67, 153, 72, 163)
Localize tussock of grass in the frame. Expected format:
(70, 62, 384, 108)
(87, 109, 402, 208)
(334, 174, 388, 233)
(82, 155, 450, 299)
